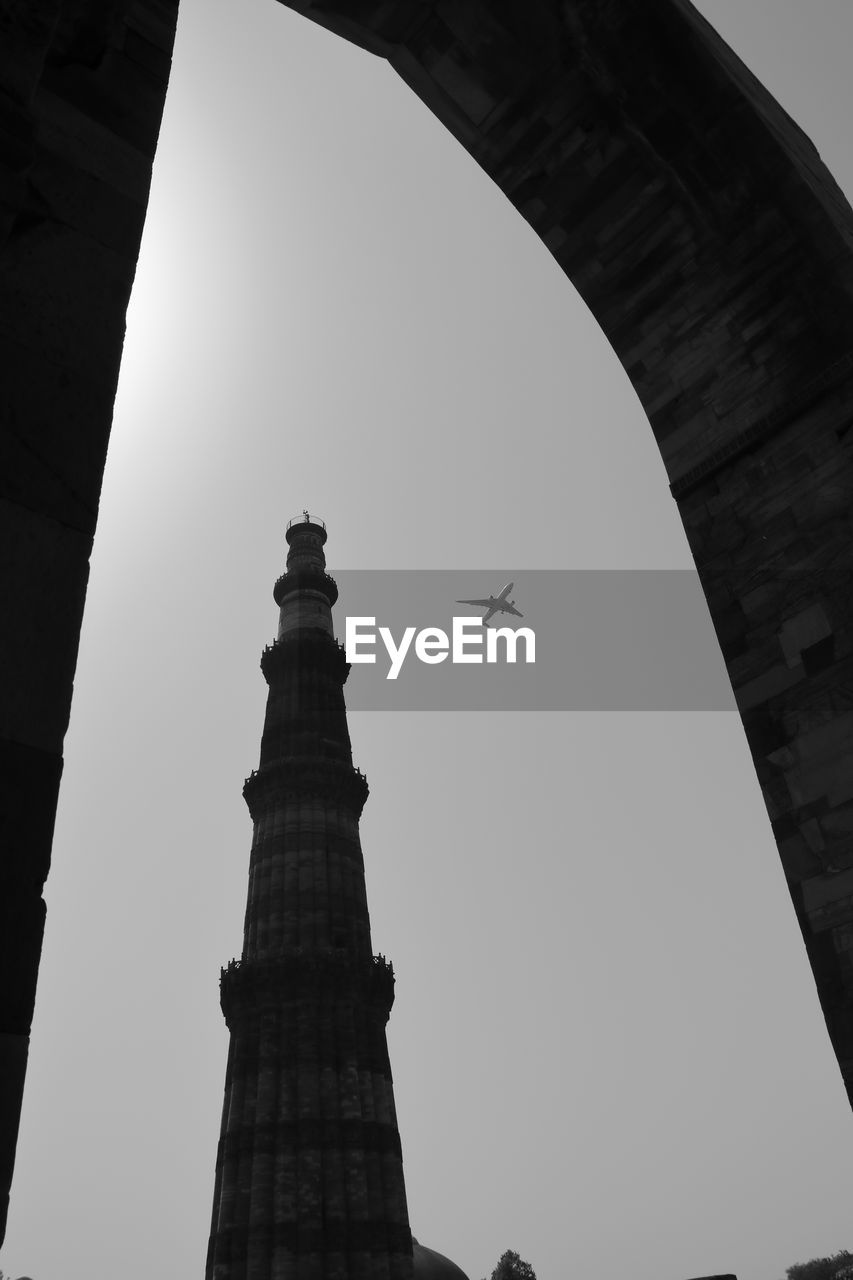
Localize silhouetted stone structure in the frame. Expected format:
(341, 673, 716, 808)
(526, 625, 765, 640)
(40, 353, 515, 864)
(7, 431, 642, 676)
(275, 0, 853, 1102)
(412, 1239, 471, 1280)
(205, 518, 412, 1280)
(0, 0, 180, 1242)
(3, 0, 853, 1245)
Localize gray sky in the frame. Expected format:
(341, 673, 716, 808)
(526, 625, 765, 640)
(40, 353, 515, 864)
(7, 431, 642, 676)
(4, 3, 853, 1279)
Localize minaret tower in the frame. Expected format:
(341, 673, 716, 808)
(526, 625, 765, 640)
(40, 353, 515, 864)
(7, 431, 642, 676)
(206, 515, 412, 1280)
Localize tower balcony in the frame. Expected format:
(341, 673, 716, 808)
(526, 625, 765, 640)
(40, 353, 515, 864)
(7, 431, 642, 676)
(273, 566, 338, 608)
(260, 633, 349, 684)
(286, 513, 326, 535)
(243, 758, 369, 820)
(219, 951, 396, 1025)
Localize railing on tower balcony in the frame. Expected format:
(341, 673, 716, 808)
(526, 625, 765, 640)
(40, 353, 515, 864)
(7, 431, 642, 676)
(219, 951, 396, 1017)
(286, 512, 326, 531)
(273, 569, 338, 602)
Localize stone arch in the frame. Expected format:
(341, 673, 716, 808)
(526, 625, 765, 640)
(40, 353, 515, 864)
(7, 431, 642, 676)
(274, 0, 853, 1098)
(1, 0, 852, 1243)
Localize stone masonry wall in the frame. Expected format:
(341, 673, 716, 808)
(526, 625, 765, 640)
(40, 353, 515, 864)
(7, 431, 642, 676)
(0, 0, 179, 1242)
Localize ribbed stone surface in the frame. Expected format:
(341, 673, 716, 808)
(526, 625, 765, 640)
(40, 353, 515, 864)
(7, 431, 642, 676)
(206, 527, 412, 1280)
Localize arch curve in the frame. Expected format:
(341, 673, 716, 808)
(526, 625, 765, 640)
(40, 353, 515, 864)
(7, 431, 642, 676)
(1, 0, 852, 1245)
(276, 0, 853, 1098)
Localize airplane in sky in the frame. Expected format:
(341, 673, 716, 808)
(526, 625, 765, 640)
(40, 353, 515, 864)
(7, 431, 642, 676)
(455, 581, 523, 626)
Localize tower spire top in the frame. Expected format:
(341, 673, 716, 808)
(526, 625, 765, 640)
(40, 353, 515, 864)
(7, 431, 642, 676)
(286, 509, 326, 537)
(275, 513, 336, 640)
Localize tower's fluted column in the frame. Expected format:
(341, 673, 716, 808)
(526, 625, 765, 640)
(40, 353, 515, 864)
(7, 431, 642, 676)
(206, 516, 412, 1280)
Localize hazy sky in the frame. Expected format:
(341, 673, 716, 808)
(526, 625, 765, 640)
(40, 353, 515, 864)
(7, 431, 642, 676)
(4, 3, 853, 1279)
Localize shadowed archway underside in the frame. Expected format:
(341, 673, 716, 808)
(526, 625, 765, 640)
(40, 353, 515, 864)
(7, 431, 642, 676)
(273, 0, 853, 1096)
(1, 0, 852, 1247)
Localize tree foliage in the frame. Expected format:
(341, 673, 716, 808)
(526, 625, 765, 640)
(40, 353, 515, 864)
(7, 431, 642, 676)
(483, 1249, 537, 1280)
(786, 1251, 853, 1280)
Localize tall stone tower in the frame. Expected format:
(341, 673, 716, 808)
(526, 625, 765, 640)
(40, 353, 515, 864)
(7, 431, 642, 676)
(206, 515, 412, 1280)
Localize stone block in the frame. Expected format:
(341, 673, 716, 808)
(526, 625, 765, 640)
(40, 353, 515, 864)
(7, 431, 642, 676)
(0, 216, 133, 380)
(784, 751, 853, 810)
(823, 803, 853, 841)
(734, 661, 805, 711)
(29, 144, 147, 253)
(125, 1, 179, 52)
(0, 334, 116, 531)
(0, 498, 91, 753)
(779, 602, 833, 667)
(777, 832, 819, 885)
(34, 86, 153, 202)
(0, 1, 60, 106)
(802, 869, 853, 927)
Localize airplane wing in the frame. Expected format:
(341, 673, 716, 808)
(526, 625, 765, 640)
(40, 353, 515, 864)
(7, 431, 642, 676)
(502, 603, 523, 618)
(455, 597, 498, 624)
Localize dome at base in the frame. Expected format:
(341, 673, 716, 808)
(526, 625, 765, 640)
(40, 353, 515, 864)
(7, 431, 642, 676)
(412, 1237, 471, 1280)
